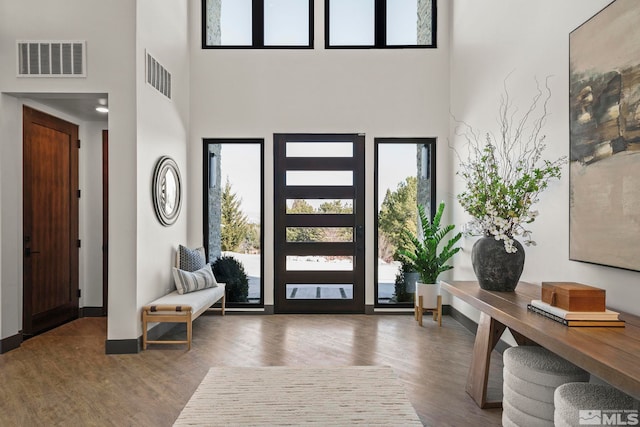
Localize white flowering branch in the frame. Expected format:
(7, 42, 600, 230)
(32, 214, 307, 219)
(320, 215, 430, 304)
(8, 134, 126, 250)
(453, 76, 566, 253)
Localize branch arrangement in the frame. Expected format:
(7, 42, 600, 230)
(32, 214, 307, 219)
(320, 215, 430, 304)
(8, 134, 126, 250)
(454, 76, 567, 253)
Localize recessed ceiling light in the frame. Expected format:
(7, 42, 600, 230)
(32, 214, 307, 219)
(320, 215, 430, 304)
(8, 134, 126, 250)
(95, 106, 109, 113)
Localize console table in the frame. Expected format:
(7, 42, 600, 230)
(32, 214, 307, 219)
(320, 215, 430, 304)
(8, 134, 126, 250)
(440, 280, 640, 408)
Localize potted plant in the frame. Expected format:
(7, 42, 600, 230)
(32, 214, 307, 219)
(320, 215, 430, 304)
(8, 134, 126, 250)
(396, 202, 462, 306)
(454, 77, 566, 291)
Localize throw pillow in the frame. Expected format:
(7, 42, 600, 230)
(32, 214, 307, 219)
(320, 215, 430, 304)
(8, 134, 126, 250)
(172, 264, 218, 295)
(178, 244, 206, 272)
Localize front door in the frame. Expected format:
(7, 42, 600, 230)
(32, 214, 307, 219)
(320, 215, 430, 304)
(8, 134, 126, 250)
(23, 106, 79, 336)
(274, 134, 365, 313)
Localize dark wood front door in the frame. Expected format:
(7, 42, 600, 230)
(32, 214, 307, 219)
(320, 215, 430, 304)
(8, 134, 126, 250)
(23, 106, 79, 336)
(274, 134, 365, 314)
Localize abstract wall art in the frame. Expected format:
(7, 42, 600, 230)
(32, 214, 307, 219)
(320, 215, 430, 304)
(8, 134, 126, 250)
(569, 0, 640, 271)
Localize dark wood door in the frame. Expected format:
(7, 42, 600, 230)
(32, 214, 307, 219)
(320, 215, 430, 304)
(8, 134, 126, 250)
(274, 134, 365, 314)
(23, 106, 79, 336)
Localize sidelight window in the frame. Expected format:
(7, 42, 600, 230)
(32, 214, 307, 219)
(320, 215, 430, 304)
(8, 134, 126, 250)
(375, 138, 436, 307)
(203, 139, 264, 306)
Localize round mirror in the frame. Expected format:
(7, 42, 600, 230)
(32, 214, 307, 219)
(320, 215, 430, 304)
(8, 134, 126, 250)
(152, 156, 182, 226)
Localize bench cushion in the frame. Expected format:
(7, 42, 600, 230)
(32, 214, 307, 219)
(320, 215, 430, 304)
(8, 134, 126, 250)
(147, 284, 225, 318)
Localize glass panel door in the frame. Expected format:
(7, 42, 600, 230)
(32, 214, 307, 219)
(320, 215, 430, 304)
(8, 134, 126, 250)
(274, 134, 365, 313)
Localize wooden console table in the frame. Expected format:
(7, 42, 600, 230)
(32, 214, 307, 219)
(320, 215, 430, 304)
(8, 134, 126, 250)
(440, 280, 640, 408)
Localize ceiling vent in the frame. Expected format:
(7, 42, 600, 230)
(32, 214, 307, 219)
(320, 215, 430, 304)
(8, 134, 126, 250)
(17, 40, 86, 77)
(146, 51, 171, 100)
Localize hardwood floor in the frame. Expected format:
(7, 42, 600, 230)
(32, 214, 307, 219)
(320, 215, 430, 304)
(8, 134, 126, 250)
(0, 314, 504, 426)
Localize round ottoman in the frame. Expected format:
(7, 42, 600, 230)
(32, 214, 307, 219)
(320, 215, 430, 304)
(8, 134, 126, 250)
(502, 346, 589, 426)
(554, 382, 640, 427)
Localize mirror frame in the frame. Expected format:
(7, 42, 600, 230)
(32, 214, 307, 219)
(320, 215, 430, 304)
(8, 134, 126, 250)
(152, 156, 182, 226)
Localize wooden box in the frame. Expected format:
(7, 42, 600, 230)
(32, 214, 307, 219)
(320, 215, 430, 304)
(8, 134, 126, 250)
(541, 282, 606, 312)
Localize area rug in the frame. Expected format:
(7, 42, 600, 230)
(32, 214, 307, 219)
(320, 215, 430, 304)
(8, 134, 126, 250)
(173, 366, 422, 426)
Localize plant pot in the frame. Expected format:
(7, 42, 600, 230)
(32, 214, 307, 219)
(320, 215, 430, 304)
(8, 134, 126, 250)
(404, 272, 419, 294)
(415, 282, 440, 308)
(471, 236, 525, 292)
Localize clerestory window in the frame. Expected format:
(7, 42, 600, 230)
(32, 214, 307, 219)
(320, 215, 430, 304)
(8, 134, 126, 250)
(202, 0, 314, 48)
(326, 0, 436, 48)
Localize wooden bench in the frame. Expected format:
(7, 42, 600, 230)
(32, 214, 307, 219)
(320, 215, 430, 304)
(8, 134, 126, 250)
(142, 284, 225, 350)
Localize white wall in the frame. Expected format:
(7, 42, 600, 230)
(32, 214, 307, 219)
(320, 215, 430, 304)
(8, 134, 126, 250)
(449, 0, 640, 319)
(135, 0, 190, 321)
(187, 0, 453, 306)
(0, 0, 138, 341)
(0, 94, 20, 338)
(80, 120, 108, 307)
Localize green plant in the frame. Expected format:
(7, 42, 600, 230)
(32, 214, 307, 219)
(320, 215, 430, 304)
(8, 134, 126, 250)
(395, 202, 462, 284)
(221, 179, 249, 251)
(454, 77, 566, 253)
(211, 256, 249, 302)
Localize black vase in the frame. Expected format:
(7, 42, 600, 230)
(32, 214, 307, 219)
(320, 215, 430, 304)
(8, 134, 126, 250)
(471, 236, 525, 292)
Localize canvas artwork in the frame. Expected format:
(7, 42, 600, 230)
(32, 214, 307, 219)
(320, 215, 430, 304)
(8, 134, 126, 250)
(569, 0, 640, 271)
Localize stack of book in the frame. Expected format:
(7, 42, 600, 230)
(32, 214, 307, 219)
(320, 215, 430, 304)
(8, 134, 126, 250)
(527, 300, 625, 327)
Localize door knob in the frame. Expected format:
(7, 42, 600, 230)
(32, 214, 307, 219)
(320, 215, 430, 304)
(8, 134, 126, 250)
(24, 247, 40, 257)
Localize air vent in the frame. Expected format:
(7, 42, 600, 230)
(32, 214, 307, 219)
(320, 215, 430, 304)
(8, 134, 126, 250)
(145, 51, 171, 99)
(17, 40, 86, 77)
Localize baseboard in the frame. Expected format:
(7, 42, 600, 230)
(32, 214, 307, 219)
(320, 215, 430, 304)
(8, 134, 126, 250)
(449, 306, 511, 354)
(371, 304, 452, 315)
(80, 307, 105, 318)
(105, 339, 140, 354)
(0, 332, 23, 354)
(220, 305, 274, 314)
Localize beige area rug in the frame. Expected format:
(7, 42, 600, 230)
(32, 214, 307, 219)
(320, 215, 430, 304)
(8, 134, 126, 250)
(173, 366, 422, 426)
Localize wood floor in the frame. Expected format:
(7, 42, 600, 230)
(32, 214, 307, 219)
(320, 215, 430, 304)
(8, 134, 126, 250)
(0, 314, 504, 426)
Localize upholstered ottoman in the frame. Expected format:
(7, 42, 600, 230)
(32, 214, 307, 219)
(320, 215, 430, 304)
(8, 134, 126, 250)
(554, 382, 640, 427)
(502, 346, 589, 427)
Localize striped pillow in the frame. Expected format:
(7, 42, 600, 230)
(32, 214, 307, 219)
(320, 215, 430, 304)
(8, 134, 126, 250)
(172, 264, 218, 294)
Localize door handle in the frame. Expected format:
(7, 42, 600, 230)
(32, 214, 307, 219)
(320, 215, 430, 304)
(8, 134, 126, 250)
(24, 247, 40, 257)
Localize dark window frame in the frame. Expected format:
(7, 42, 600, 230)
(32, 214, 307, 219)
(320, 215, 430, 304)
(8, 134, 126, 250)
(202, 138, 265, 308)
(373, 137, 437, 308)
(325, 0, 437, 49)
(201, 0, 314, 49)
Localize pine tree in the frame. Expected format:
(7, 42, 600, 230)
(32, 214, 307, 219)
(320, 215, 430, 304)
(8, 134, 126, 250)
(318, 200, 353, 242)
(378, 176, 417, 260)
(286, 200, 323, 242)
(221, 179, 249, 252)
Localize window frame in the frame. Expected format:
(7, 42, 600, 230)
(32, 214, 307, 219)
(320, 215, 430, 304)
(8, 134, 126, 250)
(373, 137, 437, 308)
(202, 138, 265, 308)
(201, 0, 315, 49)
(324, 0, 437, 49)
